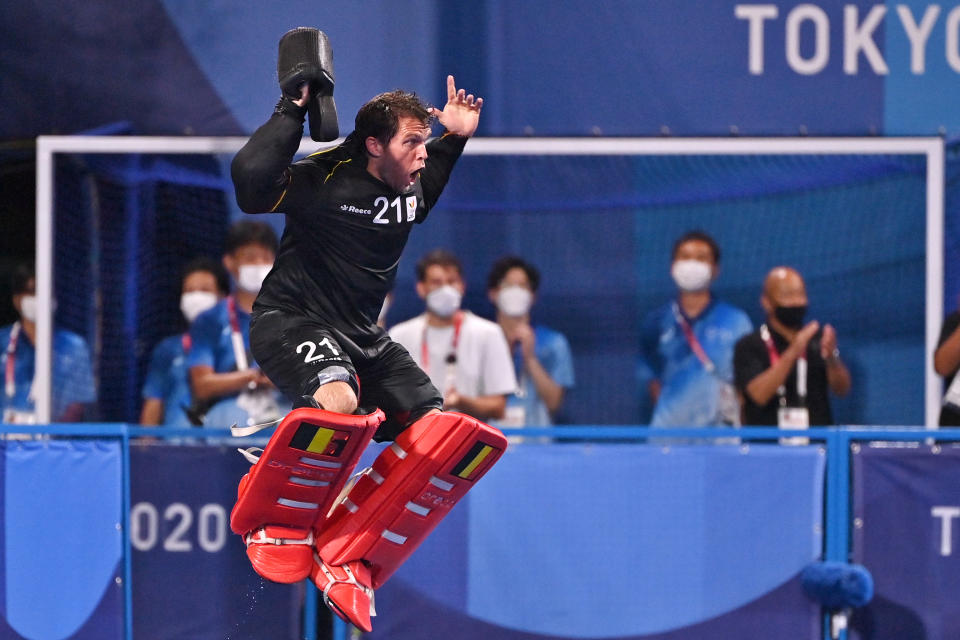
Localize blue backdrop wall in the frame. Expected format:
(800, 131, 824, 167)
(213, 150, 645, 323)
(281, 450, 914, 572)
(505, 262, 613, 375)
(6, 1, 960, 139)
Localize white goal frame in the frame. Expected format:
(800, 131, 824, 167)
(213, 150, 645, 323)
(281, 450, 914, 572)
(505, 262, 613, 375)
(35, 136, 945, 426)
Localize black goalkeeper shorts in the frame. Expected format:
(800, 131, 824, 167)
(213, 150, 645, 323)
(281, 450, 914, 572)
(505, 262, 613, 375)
(249, 308, 442, 441)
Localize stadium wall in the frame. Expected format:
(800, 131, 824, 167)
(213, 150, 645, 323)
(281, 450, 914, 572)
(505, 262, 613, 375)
(0, 425, 957, 640)
(7, 1, 960, 139)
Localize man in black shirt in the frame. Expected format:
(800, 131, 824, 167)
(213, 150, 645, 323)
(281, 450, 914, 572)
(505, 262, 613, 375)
(734, 267, 851, 429)
(229, 76, 507, 632)
(934, 307, 960, 425)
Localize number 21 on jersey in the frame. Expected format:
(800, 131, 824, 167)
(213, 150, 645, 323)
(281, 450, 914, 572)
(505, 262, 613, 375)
(372, 195, 418, 224)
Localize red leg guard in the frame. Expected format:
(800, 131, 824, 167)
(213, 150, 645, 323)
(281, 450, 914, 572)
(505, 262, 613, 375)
(314, 412, 507, 590)
(230, 407, 384, 583)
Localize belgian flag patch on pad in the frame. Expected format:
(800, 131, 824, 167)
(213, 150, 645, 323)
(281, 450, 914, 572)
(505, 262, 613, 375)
(289, 423, 348, 457)
(451, 442, 496, 480)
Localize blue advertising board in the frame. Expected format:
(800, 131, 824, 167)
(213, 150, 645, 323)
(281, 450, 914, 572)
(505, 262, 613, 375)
(368, 442, 825, 639)
(0, 440, 123, 640)
(129, 443, 304, 640)
(851, 445, 960, 639)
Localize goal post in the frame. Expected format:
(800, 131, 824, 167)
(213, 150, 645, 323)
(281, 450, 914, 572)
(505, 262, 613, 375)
(34, 135, 945, 426)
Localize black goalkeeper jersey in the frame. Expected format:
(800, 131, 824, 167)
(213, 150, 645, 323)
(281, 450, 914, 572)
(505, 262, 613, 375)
(231, 104, 467, 343)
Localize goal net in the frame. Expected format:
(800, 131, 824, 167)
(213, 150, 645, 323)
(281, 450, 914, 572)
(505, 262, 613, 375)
(35, 136, 945, 427)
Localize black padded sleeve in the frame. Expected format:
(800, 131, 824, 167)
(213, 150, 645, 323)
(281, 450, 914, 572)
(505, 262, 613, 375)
(419, 133, 468, 213)
(231, 97, 308, 214)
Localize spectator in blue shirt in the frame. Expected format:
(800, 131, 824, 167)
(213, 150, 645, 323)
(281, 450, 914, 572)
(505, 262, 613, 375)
(0, 262, 96, 424)
(139, 256, 230, 427)
(187, 221, 287, 429)
(639, 231, 752, 428)
(486, 256, 574, 428)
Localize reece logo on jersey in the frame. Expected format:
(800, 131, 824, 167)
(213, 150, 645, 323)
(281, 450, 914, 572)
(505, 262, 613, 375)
(340, 204, 373, 215)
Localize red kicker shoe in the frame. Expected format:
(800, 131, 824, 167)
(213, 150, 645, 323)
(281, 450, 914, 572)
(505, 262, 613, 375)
(311, 555, 375, 632)
(244, 525, 315, 583)
(234, 472, 314, 584)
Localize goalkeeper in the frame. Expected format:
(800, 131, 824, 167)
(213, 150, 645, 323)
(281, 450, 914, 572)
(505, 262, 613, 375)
(229, 29, 506, 633)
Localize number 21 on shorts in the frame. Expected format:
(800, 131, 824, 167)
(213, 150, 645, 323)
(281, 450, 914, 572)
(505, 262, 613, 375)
(297, 338, 340, 363)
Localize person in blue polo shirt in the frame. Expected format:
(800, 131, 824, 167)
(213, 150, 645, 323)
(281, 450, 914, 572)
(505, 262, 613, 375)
(486, 256, 574, 429)
(639, 231, 752, 429)
(140, 256, 230, 427)
(0, 262, 95, 424)
(187, 221, 287, 430)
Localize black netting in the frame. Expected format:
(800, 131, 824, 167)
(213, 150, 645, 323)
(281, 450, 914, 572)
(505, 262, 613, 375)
(54, 153, 230, 421)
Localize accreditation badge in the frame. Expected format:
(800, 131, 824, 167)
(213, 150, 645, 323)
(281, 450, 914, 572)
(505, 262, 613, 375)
(943, 372, 960, 410)
(501, 404, 526, 428)
(2, 408, 37, 425)
(2, 407, 38, 440)
(716, 381, 741, 426)
(777, 407, 810, 445)
(236, 388, 282, 427)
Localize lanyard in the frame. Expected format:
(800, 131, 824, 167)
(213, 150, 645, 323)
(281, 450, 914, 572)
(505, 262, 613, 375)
(760, 324, 806, 406)
(421, 312, 464, 391)
(226, 296, 249, 371)
(5, 322, 21, 399)
(5, 322, 36, 405)
(511, 344, 528, 399)
(672, 302, 714, 372)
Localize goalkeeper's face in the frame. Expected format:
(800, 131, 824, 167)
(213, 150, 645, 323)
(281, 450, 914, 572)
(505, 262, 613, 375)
(373, 117, 431, 193)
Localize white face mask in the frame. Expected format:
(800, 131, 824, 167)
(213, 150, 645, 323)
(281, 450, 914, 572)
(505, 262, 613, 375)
(425, 285, 462, 318)
(671, 259, 713, 292)
(496, 286, 533, 317)
(237, 264, 272, 294)
(180, 291, 219, 323)
(19, 295, 37, 322)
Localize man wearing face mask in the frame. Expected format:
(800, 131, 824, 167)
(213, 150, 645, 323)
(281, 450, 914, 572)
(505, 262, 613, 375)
(933, 296, 960, 425)
(140, 257, 229, 427)
(389, 250, 516, 421)
(187, 221, 287, 429)
(733, 266, 851, 429)
(0, 262, 96, 424)
(639, 231, 752, 429)
(486, 256, 574, 428)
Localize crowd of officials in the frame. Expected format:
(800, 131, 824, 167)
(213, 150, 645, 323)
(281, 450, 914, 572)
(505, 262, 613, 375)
(0, 221, 575, 435)
(3, 224, 958, 435)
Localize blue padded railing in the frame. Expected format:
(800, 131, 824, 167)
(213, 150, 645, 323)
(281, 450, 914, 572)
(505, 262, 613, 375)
(2, 423, 955, 640)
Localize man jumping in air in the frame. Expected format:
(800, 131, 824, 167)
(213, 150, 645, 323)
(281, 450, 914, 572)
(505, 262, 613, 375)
(228, 29, 506, 632)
